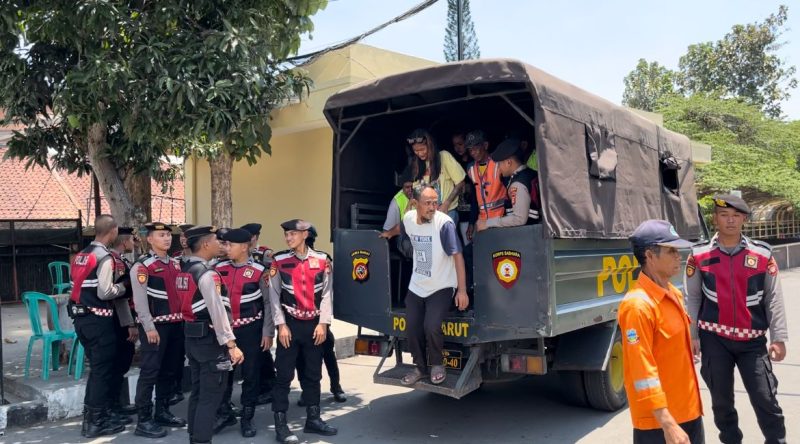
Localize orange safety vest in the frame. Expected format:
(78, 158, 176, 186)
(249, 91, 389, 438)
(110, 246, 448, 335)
(617, 273, 702, 430)
(468, 159, 507, 220)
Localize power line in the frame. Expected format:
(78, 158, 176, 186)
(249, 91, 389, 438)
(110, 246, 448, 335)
(282, 0, 441, 66)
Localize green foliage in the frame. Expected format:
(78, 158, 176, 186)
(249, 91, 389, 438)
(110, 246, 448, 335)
(443, 0, 479, 62)
(622, 59, 674, 111)
(658, 95, 800, 206)
(677, 5, 797, 118)
(0, 0, 326, 177)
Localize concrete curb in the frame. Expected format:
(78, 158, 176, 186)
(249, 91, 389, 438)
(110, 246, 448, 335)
(1, 334, 358, 431)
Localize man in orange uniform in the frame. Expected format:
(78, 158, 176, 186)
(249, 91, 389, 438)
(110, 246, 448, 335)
(618, 219, 704, 444)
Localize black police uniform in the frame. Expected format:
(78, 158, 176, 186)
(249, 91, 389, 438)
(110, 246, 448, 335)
(69, 240, 128, 438)
(178, 226, 238, 444)
(108, 242, 136, 419)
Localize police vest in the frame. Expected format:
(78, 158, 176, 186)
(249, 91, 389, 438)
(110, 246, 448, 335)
(215, 259, 265, 327)
(271, 249, 329, 320)
(136, 253, 183, 323)
(177, 260, 228, 324)
(507, 167, 541, 224)
(692, 237, 773, 341)
(393, 190, 410, 219)
(70, 243, 117, 313)
(468, 160, 507, 220)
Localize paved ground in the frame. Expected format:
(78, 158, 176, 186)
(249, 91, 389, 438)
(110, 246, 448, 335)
(4, 269, 800, 443)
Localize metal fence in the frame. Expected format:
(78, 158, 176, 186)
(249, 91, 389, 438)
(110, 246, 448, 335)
(0, 217, 82, 302)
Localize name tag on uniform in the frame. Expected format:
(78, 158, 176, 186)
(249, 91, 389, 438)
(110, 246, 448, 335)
(309, 258, 320, 269)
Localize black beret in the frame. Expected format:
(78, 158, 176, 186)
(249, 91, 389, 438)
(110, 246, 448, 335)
(465, 130, 487, 148)
(118, 227, 134, 235)
(144, 222, 171, 232)
(713, 194, 750, 214)
(216, 227, 230, 240)
(184, 225, 218, 240)
(178, 224, 195, 233)
(222, 228, 252, 244)
(240, 223, 262, 236)
(280, 219, 311, 232)
(490, 138, 522, 162)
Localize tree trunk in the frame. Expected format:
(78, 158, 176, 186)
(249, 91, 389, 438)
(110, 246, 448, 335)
(124, 170, 152, 223)
(87, 122, 140, 227)
(209, 147, 233, 227)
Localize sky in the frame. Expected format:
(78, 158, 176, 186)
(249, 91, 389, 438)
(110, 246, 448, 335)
(297, 0, 800, 120)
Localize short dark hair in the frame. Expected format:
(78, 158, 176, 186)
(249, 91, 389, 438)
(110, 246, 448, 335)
(112, 234, 131, 248)
(187, 233, 214, 253)
(632, 244, 662, 268)
(95, 214, 117, 237)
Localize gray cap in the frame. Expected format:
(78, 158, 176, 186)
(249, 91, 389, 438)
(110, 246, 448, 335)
(464, 130, 487, 148)
(629, 219, 693, 249)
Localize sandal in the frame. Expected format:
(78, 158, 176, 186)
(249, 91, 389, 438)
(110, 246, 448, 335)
(400, 368, 426, 386)
(430, 365, 447, 385)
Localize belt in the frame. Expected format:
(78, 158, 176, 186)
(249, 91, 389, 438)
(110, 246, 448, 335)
(282, 305, 320, 320)
(231, 311, 263, 328)
(138, 312, 184, 324)
(88, 307, 114, 317)
(698, 320, 766, 339)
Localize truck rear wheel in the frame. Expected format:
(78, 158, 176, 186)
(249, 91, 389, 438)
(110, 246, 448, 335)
(558, 370, 588, 407)
(582, 328, 627, 411)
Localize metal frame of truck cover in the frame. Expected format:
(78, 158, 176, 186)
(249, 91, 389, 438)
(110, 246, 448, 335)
(323, 59, 703, 345)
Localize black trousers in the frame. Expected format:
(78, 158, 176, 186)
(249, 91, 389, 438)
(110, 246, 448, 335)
(634, 417, 705, 444)
(219, 320, 264, 409)
(186, 332, 231, 443)
(272, 316, 323, 413)
(296, 329, 341, 392)
(699, 330, 785, 444)
(259, 346, 276, 395)
(74, 314, 116, 409)
(135, 322, 185, 407)
(405, 288, 454, 372)
(110, 319, 135, 406)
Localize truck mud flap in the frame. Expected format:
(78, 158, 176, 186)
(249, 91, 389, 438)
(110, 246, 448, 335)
(373, 340, 483, 399)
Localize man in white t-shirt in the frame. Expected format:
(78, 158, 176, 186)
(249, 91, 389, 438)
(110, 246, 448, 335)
(399, 185, 469, 386)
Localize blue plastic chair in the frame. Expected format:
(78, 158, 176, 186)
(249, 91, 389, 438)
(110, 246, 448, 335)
(22, 291, 78, 380)
(47, 261, 72, 295)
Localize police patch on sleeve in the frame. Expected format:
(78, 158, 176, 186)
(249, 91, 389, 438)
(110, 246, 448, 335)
(767, 257, 778, 276)
(269, 263, 277, 277)
(626, 328, 640, 345)
(686, 255, 696, 277)
(137, 271, 148, 285)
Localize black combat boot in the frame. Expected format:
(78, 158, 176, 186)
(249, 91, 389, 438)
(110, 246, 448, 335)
(111, 400, 138, 416)
(256, 391, 273, 405)
(240, 405, 257, 437)
(274, 411, 299, 443)
(134, 405, 167, 438)
(154, 398, 187, 427)
(168, 390, 185, 406)
(82, 406, 125, 438)
(303, 405, 337, 436)
(331, 384, 347, 403)
(229, 401, 242, 418)
(212, 401, 237, 434)
(109, 409, 133, 425)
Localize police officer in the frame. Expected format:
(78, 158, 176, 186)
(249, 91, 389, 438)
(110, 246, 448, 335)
(213, 228, 274, 437)
(618, 220, 704, 444)
(108, 227, 138, 422)
(131, 222, 187, 438)
(270, 219, 337, 443)
(241, 222, 278, 405)
(69, 214, 127, 438)
(296, 225, 346, 405)
(178, 226, 244, 444)
(173, 224, 195, 261)
(686, 195, 788, 444)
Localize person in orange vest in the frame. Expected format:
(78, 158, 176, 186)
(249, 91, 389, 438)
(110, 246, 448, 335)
(464, 130, 507, 241)
(618, 220, 704, 444)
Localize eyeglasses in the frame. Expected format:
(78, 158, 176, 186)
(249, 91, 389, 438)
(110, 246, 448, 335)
(407, 136, 426, 144)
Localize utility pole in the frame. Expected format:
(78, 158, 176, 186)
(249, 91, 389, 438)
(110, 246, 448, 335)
(456, 0, 464, 61)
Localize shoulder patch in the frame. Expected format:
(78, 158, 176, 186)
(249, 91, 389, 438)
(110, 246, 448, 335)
(626, 328, 640, 345)
(686, 255, 696, 277)
(269, 263, 278, 277)
(767, 257, 779, 276)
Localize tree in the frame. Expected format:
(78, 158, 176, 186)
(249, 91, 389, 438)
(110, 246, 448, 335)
(658, 95, 800, 207)
(0, 1, 325, 227)
(677, 5, 798, 118)
(443, 0, 480, 62)
(622, 59, 675, 111)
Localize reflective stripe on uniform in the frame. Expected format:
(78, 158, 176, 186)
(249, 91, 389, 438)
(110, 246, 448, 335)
(634, 377, 661, 392)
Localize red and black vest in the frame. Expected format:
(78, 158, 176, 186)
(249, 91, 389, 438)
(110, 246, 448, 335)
(178, 259, 228, 325)
(70, 243, 117, 310)
(507, 167, 541, 224)
(110, 250, 135, 313)
(136, 253, 182, 323)
(691, 236, 774, 341)
(215, 259, 266, 327)
(271, 249, 329, 320)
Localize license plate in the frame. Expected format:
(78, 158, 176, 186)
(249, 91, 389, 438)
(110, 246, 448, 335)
(441, 349, 463, 370)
